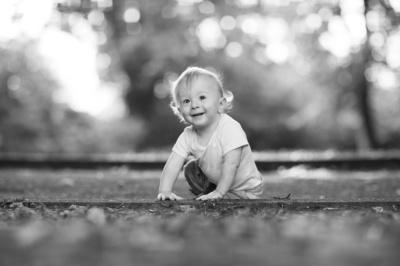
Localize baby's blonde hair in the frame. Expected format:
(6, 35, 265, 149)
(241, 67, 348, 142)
(170, 66, 234, 122)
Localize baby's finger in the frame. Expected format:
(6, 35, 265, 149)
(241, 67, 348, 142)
(170, 193, 180, 200)
(169, 193, 183, 201)
(196, 195, 206, 201)
(163, 194, 174, 201)
(174, 195, 183, 200)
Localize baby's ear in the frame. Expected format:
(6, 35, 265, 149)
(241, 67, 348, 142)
(218, 97, 227, 113)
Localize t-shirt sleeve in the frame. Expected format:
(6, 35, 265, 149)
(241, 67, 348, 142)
(172, 128, 191, 159)
(220, 119, 249, 155)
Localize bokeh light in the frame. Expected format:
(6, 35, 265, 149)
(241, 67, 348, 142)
(1, 0, 400, 153)
(196, 17, 226, 50)
(225, 42, 243, 58)
(123, 7, 140, 23)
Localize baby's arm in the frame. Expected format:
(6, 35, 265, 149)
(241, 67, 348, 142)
(157, 151, 186, 201)
(196, 147, 242, 200)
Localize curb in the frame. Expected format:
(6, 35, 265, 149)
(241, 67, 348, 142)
(16, 198, 400, 211)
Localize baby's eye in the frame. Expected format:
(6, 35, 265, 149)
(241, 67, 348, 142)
(200, 95, 206, 100)
(182, 99, 190, 104)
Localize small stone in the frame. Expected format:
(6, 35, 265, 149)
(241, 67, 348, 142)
(9, 202, 24, 209)
(68, 205, 77, 211)
(323, 207, 338, 211)
(372, 206, 384, 213)
(86, 207, 106, 226)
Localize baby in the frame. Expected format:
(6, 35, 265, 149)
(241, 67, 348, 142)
(157, 66, 263, 201)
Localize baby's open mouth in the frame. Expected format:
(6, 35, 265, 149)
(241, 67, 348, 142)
(192, 113, 204, 117)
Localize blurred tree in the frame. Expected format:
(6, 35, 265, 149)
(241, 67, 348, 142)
(0, 44, 61, 152)
(362, 0, 400, 149)
(1, 0, 400, 153)
(0, 0, 145, 153)
(99, 0, 400, 151)
(356, 0, 378, 149)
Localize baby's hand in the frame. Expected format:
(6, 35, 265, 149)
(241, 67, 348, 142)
(157, 191, 183, 201)
(196, 190, 224, 201)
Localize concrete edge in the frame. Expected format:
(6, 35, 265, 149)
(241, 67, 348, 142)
(15, 198, 400, 211)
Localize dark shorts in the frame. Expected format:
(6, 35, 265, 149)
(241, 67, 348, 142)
(183, 159, 263, 199)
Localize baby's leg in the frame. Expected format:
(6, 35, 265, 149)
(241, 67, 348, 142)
(183, 159, 216, 196)
(224, 184, 264, 199)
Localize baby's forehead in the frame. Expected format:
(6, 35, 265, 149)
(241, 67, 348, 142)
(180, 75, 219, 91)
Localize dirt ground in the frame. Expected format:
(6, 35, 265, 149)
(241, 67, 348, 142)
(1, 167, 400, 266)
(1, 167, 400, 200)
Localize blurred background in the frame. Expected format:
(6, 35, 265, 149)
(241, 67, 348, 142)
(0, 0, 399, 154)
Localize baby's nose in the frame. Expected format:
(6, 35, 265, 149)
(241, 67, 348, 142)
(191, 101, 199, 109)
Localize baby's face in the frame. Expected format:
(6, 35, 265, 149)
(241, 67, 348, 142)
(177, 76, 222, 130)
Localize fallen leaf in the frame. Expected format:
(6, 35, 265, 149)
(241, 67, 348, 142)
(86, 207, 106, 226)
(372, 207, 384, 213)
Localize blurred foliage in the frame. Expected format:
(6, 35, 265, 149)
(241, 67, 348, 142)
(0, 0, 400, 153)
(0, 43, 143, 153)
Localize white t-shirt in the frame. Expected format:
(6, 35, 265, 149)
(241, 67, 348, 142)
(172, 114, 263, 191)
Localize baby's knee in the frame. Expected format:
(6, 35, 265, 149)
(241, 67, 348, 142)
(183, 159, 197, 176)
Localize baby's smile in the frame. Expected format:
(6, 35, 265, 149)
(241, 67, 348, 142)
(192, 112, 205, 117)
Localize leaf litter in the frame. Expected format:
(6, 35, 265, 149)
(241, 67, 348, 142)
(0, 197, 400, 266)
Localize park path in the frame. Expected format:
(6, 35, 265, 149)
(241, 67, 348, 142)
(1, 151, 400, 170)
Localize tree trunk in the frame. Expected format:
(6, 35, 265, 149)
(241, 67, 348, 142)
(355, 0, 379, 150)
(355, 73, 378, 150)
